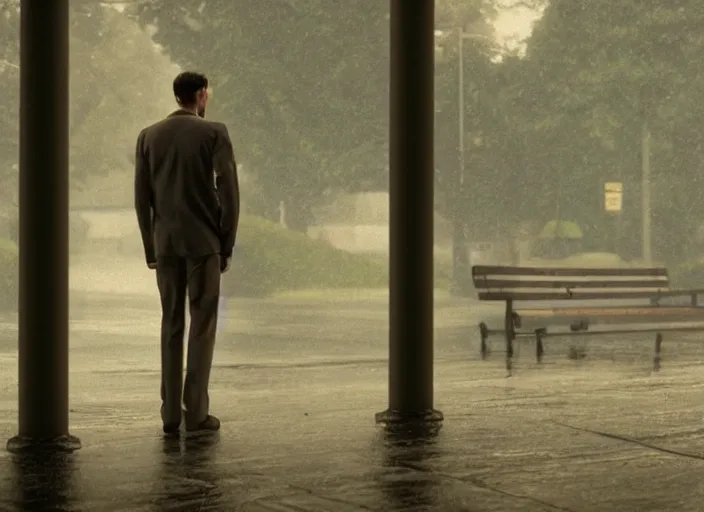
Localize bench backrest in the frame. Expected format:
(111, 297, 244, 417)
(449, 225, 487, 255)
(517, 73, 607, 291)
(471, 265, 670, 301)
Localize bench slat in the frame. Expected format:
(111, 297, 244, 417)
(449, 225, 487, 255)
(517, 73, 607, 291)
(478, 290, 674, 301)
(474, 278, 669, 290)
(472, 265, 667, 277)
(517, 306, 704, 318)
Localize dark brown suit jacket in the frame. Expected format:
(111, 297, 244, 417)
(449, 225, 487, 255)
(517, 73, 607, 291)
(134, 110, 239, 263)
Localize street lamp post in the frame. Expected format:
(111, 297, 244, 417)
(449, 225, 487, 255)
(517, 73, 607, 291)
(438, 28, 493, 297)
(450, 28, 470, 296)
(641, 118, 652, 264)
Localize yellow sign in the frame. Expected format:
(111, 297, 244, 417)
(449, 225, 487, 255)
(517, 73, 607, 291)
(604, 182, 623, 212)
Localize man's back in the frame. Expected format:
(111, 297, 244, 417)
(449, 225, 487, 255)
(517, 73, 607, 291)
(136, 71, 238, 435)
(136, 110, 235, 259)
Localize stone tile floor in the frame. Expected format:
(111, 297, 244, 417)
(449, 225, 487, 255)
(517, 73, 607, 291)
(0, 292, 702, 511)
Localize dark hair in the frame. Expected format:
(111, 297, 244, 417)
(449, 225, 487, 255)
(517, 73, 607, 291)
(173, 71, 208, 106)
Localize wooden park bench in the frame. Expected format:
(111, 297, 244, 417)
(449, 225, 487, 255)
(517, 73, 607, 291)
(471, 265, 704, 374)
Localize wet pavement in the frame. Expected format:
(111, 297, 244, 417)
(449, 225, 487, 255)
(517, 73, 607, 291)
(0, 290, 703, 510)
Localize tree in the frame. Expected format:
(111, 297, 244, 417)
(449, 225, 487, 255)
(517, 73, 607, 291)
(0, 1, 177, 196)
(0, 0, 19, 177)
(132, 0, 390, 230)
(435, 0, 553, 238)
(434, 23, 504, 240)
(497, 0, 704, 262)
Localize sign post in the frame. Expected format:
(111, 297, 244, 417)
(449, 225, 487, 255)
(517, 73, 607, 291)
(604, 182, 623, 256)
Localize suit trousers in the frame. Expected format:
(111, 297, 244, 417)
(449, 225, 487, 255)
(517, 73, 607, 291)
(156, 254, 221, 426)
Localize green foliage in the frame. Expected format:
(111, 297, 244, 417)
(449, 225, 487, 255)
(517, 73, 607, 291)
(134, 1, 513, 232)
(0, 1, 19, 171)
(0, 237, 17, 310)
(67, 4, 178, 181)
(132, 0, 390, 229)
(69, 212, 89, 254)
(671, 259, 704, 288)
(433, 6, 506, 239)
(221, 216, 387, 297)
(489, 0, 704, 262)
(0, 2, 176, 194)
(0, 211, 89, 254)
(8, 0, 701, 269)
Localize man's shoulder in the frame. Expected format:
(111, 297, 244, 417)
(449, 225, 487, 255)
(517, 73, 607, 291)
(150, 116, 226, 130)
(139, 116, 230, 145)
(141, 116, 175, 134)
(205, 120, 229, 134)
(186, 119, 231, 141)
(138, 119, 164, 140)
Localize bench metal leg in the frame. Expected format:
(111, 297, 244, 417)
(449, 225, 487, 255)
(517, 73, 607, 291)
(479, 322, 489, 360)
(505, 333, 513, 375)
(535, 328, 546, 363)
(653, 332, 663, 372)
(505, 300, 514, 376)
(567, 320, 589, 361)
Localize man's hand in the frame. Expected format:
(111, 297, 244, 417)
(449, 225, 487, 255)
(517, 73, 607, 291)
(147, 261, 157, 270)
(220, 255, 232, 274)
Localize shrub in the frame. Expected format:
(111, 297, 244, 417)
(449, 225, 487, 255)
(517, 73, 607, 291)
(1, 213, 88, 254)
(69, 212, 90, 254)
(222, 216, 387, 297)
(671, 259, 704, 289)
(0, 238, 18, 311)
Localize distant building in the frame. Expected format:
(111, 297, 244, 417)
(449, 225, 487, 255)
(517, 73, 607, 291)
(308, 191, 451, 255)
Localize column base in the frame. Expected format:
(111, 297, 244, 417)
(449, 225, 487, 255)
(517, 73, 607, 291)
(375, 408, 444, 428)
(7, 433, 81, 454)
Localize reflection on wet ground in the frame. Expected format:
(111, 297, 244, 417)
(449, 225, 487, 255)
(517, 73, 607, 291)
(10, 451, 76, 511)
(378, 426, 443, 511)
(155, 433, 223, 510)
(0, 292, 703, 510)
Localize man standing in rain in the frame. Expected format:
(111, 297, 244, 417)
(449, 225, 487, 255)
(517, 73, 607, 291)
(134, 71, 240, 435)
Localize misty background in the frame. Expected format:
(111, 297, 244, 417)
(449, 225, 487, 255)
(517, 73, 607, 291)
(3, 4, 704, 509)
(0, 0, 703, 305)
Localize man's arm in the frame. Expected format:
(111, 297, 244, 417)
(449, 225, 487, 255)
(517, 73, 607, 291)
(134, 129, 156, 266)
(213, 123, 239, 258)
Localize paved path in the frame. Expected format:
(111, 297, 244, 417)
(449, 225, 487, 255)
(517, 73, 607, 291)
(0, 292, 703, 511)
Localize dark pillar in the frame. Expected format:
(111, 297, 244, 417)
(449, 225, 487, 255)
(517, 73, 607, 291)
(376, 0, 443, 427)
(7, 0, 80, 453)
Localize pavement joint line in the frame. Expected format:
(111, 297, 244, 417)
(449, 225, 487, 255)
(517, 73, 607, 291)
(551, 421, 704, 461)
(284, 483, 379, 511)
(393, 459, 578, 512)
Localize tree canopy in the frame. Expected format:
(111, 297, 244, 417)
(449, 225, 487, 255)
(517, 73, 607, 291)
(133, 0, 390, 228)
(5, 0, 702, 264)
(0, 1, 176, 198)
(131, 0, 508, 230)
(500, 0, 704, 261)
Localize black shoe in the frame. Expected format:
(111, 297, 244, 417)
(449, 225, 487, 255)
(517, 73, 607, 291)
(163, 422, 181, 436)
(186, 415, 220, 433)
